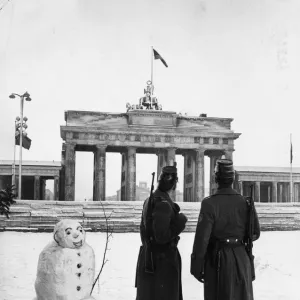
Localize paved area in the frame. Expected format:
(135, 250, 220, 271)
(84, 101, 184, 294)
(0, 231, 299, 299)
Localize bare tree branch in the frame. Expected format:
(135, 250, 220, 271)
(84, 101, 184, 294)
(90, 200, 114, 295)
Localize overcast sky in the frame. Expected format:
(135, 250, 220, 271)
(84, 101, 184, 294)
(1, 0, 300, 199)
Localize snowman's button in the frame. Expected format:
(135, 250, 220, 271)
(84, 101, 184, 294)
(77, 263, 82, 268)
(77, 252, 81, 256)
(77, 286, 81, 291)
(77, 273, 81, 277)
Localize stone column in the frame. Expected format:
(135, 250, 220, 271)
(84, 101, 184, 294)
(94, 145, 106, 201)
(54, 176, 59, 200)
(59, 143, 66, 200)
(209, 155, 220, 195)
(279, 183, 283, 202)
(195, 149, 205, 202)
(167, 148, 176, 166)
(295, 183, 299, 202)
(34, 176, 40, 200)
(41, 179, 46, 200)
(282, 183, 287, 202)
(239, 181, 243, 195)
(120, 152, 127, 201)
(65, 143, 76, 201)
(127, 147, 136, 201)
(272, 181, 277, 203)
(167, 148, 177, 201)
(255, 181, 261, 202)
(156, 149, 167, 181)
(223, 150, 233, 161)
(183, 152, 188, 202)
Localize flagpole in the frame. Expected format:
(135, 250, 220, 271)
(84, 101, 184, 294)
(290, 133, 293, 202)
(151, 46, 153, 95)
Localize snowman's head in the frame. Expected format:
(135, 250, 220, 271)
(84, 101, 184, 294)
(53, 219, 86, 249)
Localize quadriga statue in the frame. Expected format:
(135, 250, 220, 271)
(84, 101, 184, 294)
(34, 219, 96, 300)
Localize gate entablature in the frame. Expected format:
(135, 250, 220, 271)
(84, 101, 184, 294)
(60, 110, 241, 201)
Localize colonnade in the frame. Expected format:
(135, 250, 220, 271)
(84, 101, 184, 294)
(33, 176, 59, 200)
(61, 142, 234, 202)
(240, 181, 300, 202)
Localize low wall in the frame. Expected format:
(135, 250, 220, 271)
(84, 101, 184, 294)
(0, 200, 300, 232)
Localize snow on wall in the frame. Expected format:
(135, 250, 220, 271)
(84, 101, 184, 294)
(1, 200, 300, 232)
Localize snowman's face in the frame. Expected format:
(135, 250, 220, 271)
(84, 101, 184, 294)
(54, 220, 86, 249)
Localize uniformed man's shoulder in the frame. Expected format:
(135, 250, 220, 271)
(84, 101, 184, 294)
(201, 196, 216, 208)
(201, 195, 213, 203)
(152, 190, 172, 212)
(153, 189, 170, 202)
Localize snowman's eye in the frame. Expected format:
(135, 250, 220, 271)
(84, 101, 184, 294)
(67, 231, 71, 235)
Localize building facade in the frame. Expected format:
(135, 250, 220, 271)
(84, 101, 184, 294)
(0, 160, 61, 200)
(60, 109, 240, 202)
(235, 166, 300, 202)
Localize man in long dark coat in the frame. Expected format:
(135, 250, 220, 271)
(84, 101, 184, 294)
(191, 159, 260, 300)
(135, 166, 188, 300)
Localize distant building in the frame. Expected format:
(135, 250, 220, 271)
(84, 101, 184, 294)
(0, 160, 61, 200)
(45, 189, 54, 200)
(115, 181, 184, 202)
(234, 166, 300, 203)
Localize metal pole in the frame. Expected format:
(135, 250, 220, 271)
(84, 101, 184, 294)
(18, 97, 24, 200)
(12, 120, 16, 187)
(151, 46, 153, 90)
(290, 133, 293, 202)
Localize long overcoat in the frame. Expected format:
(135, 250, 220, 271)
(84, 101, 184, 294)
(191, 187, 260, 300)
(135, 189, 187, 300)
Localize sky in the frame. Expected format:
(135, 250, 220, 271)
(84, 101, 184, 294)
(1, 0, 300, 199)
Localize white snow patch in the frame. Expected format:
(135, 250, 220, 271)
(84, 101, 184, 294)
(0, 231, 299, 300)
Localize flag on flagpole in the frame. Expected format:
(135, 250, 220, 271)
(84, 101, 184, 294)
(153, 49, 168, 68)
(290, 139, 293, 164)
(15, 132, 31, 150)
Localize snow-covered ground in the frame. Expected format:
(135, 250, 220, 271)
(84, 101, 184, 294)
(0, 231, 299, 300)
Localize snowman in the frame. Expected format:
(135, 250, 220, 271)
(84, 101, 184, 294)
(34, 219, 96, 300)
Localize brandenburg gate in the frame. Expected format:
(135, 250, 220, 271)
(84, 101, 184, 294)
(60, 82, 240, 202)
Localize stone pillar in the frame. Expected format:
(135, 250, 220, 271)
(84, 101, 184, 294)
(167, 148, 176, 166)
(272, 181, 277, 203)
(239, 181, 243, 195)
(94, 145, 106, 201)
(54, 176, 59, 200)
(34, 176, 40, 200)
(209, 155, 220, 195)
(295, 183, 299, 202)
(156, 149, 167, 181)
(127, 147, 136, 201)
(282, 183, 287, 202)
(59, 143, 66, 200)
(279, 183, 283, 202)
(40, 179, 46, 200)
(195, 149, 205, 202)
(183, 151, 195, 202)
(167, 148, 176, 201)
(65, 143, 76, 201)
(120, 152, 127, 201)
(255, 181, 261, 202)
(223, 150, 233, 161)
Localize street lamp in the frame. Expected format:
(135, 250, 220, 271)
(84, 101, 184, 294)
(12, 116, 29, 189)
(9, 92, 31, 199)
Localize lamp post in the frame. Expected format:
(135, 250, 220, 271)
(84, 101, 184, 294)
(12, 116, 20, 187)
(9, 92, 31, 199)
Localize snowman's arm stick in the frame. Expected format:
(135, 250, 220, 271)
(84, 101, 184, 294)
(90, 200, 114, 295)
